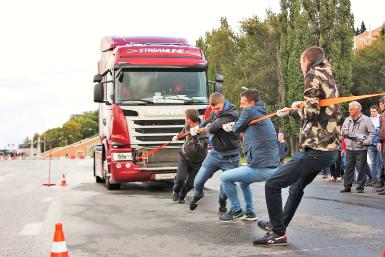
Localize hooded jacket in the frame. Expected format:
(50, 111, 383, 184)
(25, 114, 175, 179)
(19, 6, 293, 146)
(178, 125, 209, 162)
(234, 102, 279, 168)
(201, 100, 240, 153)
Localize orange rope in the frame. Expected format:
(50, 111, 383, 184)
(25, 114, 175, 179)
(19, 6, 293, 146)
(248, 92, 385, 125)
(136, 92, 385, 160)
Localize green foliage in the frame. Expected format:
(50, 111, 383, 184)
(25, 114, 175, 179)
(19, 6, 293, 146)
(40, 110, 98, 149)
(197, 0, 355, 152)
(352, 34, 385, 114)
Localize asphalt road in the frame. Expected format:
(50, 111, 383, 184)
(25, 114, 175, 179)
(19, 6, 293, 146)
(0, 159, 384, 257)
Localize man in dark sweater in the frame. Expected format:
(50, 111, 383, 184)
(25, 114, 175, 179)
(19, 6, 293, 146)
(171, 109, 209, 203)
(189, 92, 240, 212)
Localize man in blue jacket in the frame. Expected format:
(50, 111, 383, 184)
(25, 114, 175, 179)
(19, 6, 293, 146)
(219, 89, 279, 222)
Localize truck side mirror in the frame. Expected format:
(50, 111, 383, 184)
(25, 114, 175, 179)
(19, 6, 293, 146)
(215, 74, 224, 83)
(94, 83, 104, 103)
(93, 74, 102, 83)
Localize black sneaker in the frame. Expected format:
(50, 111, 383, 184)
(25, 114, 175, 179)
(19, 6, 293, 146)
(253, 232, 288, 247)
(189, 196, 201, 210)
(172, 191, 179, 202)
(257, 220, 273, 232)
(340, 188, 351, 193)
(244, 212, 258, 221)
(178, 198, 185, 204)
(356, 188, 364, 193)
(218, 200, 227, 213)
(219, 209, 245, 222)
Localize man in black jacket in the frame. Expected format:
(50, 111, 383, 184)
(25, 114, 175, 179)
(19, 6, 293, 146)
(171, 109, 209, 203)
(189, 92, 240, 212)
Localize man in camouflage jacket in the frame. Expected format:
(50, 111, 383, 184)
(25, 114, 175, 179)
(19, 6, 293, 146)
(253, 46, 341, 247)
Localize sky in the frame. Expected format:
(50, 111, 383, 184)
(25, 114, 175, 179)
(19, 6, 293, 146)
(0, 0, 384, 148)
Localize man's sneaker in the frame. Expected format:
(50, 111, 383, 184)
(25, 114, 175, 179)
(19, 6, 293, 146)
(218, 201, 227, 213)
(257, 220, 273, 232)
(219, 209, 245, 222)
(253, 232, 288, 247)
(178, 198, 185, 204)
(356, 188, 364, 193)
(189, 196, 201, 210)
(172, 191, 179, 202)
(340, 188, 351, 193)
(244, 212, 258, 221)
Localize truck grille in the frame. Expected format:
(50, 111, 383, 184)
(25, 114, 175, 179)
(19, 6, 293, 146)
(135, 127, 181, 134)
(134, 119, 184, 126)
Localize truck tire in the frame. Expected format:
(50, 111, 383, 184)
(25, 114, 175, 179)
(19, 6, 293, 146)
(104, 174, 120, 190)
(93, 155, 103, 183)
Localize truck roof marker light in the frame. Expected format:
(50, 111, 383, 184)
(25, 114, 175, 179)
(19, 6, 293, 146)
(110, 104, 130, 146)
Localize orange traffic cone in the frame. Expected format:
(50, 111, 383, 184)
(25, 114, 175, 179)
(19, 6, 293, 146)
(60, 174, 67, 186)
(50, 223, 69, 257)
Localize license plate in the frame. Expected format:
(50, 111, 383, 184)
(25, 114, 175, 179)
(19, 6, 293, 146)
(155, 173, 176, 180)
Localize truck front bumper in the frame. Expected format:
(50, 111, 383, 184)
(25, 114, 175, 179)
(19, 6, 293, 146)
(109, 161, 177, 183)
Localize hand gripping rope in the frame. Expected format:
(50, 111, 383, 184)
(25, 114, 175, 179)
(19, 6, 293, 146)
(135, 92, 385, 161)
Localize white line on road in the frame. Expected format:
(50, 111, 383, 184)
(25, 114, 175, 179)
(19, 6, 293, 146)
(19, 223, 42, 236)
(41, 197, 53, 203)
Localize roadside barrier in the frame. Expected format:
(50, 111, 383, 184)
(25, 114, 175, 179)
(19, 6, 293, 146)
(50, 223, 69, 257)
(135, 92, 385, 161)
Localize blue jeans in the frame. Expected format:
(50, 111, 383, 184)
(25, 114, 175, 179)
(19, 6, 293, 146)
(368, 145, 382, 183)
(265, 149, 337, 235)
(220, 165, 277, 214)
(193, 152, 240, 203)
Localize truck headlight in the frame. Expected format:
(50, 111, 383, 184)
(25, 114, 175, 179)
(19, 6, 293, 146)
(111, 152, 133, 161)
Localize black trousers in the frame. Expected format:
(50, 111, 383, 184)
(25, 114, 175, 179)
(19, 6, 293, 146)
(381, 146, 385, 184)
(344, 149, 367, 190)
(265, 149, 337, 235)
(173, 154, 202, 200)
(333, 152, 344, 177)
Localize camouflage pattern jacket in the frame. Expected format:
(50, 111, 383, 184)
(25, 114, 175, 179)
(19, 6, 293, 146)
(290, 59, 342, 151)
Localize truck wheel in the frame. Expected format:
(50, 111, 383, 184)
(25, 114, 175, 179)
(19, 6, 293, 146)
(104, 175, 120, 190)
(93, 155, 103, 183)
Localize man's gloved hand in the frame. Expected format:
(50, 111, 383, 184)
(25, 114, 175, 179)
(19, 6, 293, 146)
(291, 101, 304, 109)
(171, 135, 178, 142)
(276, 108, 290, 118)
(204, 123, 211, 132)
(190, 125, 200, 136)
(222, 122, 235, 132)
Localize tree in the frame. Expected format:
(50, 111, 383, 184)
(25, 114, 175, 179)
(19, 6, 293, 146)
(360, 20, 367, 34)
(352, 35, 385, 113)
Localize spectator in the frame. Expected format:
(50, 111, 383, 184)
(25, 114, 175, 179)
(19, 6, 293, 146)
(367, 105, 381, 186)
(277, 132, 288, 166)
(377, 97, 385, 195)
(340, 101, 376, 193)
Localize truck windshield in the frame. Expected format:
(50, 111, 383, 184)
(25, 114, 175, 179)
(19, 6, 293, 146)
(115, 70, 208, 105)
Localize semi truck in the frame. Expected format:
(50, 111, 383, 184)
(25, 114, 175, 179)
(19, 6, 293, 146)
(92, 36, 222, 189)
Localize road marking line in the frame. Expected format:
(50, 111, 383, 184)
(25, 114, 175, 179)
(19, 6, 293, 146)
(41, 197, 53, 203)
(19, 223, 42, 236)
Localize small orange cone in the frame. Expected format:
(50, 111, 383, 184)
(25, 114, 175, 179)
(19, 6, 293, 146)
(50, 223, 69, 257)
(60, 174, 67, 186)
